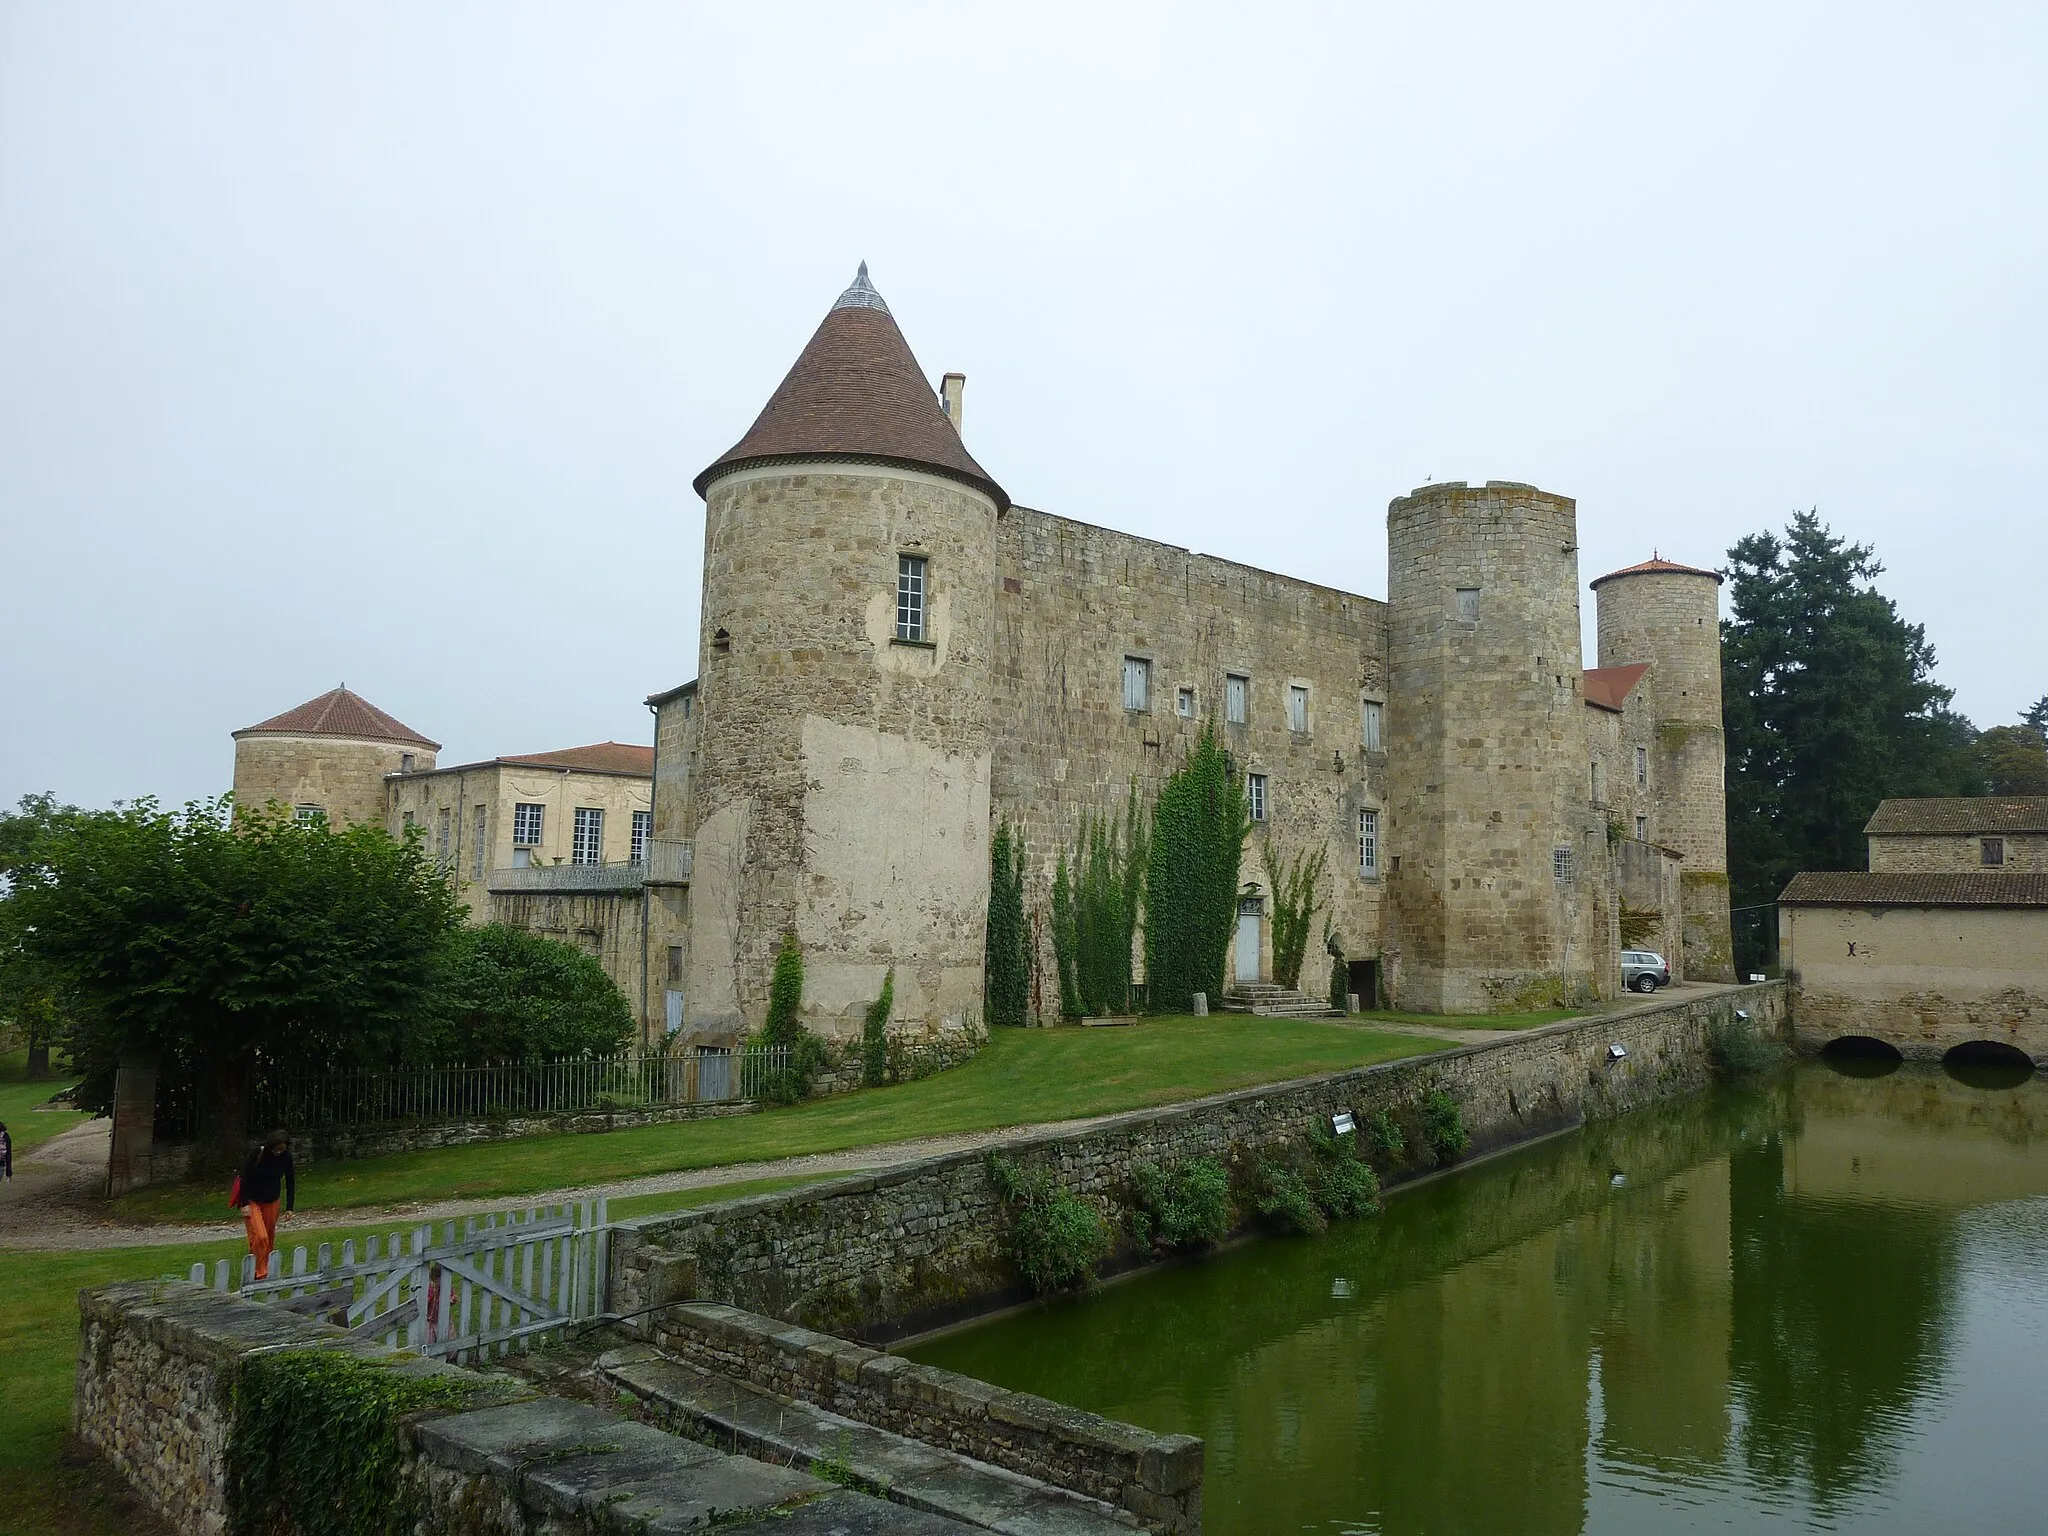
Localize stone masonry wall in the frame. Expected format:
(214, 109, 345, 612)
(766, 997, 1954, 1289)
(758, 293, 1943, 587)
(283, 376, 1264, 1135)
(1867, 832, 2048, 873)
(231, 732, 425, 831)
(992, 507, 1391, 1005)
(610, 983, 1784, 1339)
(74, 1281, 925, 1535)
(650, 1301, 1203, 1533)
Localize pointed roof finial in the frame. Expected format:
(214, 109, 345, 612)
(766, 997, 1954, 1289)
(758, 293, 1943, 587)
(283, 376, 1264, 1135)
(832, 260, 890, 314)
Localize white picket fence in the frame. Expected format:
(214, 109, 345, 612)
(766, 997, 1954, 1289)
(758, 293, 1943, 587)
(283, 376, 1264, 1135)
(190, 1198, 609, 1363)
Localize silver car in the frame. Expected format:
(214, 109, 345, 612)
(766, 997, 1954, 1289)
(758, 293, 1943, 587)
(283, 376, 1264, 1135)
(1622, 950, 1670, 993)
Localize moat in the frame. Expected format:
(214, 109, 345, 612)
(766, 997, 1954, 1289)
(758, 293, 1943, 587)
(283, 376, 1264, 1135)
(908, 1056, 2048, 1534)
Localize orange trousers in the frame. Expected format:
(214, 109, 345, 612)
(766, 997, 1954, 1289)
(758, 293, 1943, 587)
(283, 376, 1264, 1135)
(244, 1199, 281, 1277)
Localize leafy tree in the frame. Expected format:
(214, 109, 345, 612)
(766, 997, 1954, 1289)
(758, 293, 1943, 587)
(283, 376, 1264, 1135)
(1973, 725, 2048, 795)
(2024, 697, 2048, 735)
(6, 798, 462, 1168)
(0, 794, 87, 1078)
(1722, 513, 1980, 965)
(1264, 836, 1327, 989)
(416, 923, 632, 1063)
(983, 823, 1029, 1028)
(1144, 725, 1249, 1013)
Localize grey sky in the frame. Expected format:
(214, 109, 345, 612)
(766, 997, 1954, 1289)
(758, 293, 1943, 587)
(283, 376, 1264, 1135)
(4, 2, 2043, 812)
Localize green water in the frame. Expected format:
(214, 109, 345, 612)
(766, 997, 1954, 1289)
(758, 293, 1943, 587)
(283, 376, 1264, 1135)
(908, 1061, 2048, 1534)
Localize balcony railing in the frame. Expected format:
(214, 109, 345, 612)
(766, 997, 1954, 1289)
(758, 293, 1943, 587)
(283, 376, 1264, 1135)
(488, 860, 646, 894)
(644, 838, 693, 884)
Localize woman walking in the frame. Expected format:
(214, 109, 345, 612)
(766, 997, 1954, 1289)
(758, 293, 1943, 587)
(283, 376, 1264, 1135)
(0, 1121, 12, 1181)
(235, 1128, 295, 1277)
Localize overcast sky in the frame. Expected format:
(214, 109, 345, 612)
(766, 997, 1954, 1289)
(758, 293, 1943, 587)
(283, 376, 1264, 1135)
(4, 2, 2043, 812)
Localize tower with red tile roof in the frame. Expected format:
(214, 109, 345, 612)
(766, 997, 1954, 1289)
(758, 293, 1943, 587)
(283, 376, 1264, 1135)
(230, 685, 439, 830)
(1591, 556, 1735, 979)
(684, 264, 1008, 1042)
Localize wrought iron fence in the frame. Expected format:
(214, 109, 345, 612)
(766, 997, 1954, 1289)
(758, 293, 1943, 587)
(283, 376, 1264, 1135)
(244, 1046, 789, 1131)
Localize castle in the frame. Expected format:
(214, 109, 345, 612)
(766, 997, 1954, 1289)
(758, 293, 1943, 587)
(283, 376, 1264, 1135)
(234, 264, 1734, 1046)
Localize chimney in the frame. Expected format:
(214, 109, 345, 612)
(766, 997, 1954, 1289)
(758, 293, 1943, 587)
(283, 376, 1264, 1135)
(940, 372, 965, 438)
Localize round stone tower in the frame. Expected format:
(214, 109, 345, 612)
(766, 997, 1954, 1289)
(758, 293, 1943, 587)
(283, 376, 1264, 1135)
(1591, 557, 1734, 981)
(231, 686, 437, 830)
(1384, 482, 1613, 1013)
(685, 265, 1008, 1045)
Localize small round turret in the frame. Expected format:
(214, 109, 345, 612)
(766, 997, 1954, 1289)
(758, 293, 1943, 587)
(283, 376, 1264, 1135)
(1591, 557, 1734, 980)
(230, 686, 437, 830)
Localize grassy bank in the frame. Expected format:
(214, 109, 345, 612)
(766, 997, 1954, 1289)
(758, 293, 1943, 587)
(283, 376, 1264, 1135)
(1352, 1008, 1579, 1032)
(111, 1016, 1432, 1225)
(0, 1050, 88, 1152)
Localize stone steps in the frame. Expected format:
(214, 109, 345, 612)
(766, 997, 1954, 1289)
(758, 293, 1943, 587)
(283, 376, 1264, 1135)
(599, 1347, 1139, 1536)
(1221, 983, 1344, 1019)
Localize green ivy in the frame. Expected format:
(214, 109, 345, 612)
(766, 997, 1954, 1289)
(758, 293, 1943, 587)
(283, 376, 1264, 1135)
(228, 1349, 471, 1536)
(1071, 786, 1146, 1017)
(1364, 1108, 1405, 1164)
(860, 969, 894, 1087)
(1127, 1157, 1231, 1252)
(755, 931, 827, 1105)
(984, 824, 1029, 1029)
(1050, 851, 1082, 1021)
(1144, 725, 1248, 1013)
(1264, 837, 1327, 990)
(986, 1152, 1106, 1293)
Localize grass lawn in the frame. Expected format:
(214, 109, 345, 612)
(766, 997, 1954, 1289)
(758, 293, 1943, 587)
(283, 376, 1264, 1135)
(1353, 1008, 1579, 1032)
(111, 1015, 1433, 1225)
(0, 1050, 89, 1152)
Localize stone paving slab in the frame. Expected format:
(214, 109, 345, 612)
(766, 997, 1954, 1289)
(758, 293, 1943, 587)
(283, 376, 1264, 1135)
(602, 1350, 1138, 1536)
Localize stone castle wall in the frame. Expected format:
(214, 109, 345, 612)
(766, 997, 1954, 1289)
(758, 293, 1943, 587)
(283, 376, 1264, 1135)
(688, 465, 998, 1043)
(231, 732, 425, 830)
(1385, 483, 1614, 1012)
(609, 983, 1785, 1339)
(1868, 832, 2048, 873)
(991, 507, 1391, 1002)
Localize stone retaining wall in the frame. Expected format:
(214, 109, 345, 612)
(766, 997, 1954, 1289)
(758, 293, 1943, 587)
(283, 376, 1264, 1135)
(648, 1300, 1203, 1533)
(73, 1281, 945, 1535)
(611, 983, 1785, 1338)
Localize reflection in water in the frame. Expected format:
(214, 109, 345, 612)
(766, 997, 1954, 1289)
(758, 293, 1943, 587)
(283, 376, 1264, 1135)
(1941, 1041, 2036, 1091)
(908, 1066, 2048, 1535)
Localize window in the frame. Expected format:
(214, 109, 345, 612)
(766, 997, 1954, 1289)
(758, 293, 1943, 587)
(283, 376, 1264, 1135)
(1176, 686, 1195, 718)
(401, 809, 414, 830)
(896, 554, 927, 641)
(1358, 809, 1379, 876)
(666, 945, 685, 985)
(1456, 588, 1480, 621)
(1553, 845, 1576, 883)
(572, 807, 604, 866)
(471, 805, 487, 880)
(1590, 760, 1603, 805)
(1362, 699, 1383, 751)
(513, 803, 545, 847)
(293, 804, 324, 825)
(1288, 685, 1309, 734)
(1226, 674, 1249, 725)
(632, 810, 652, 864)
(436, 807, 452, 869)
(1635, 815, 1648, 842)
(1635, 746, 1648, 786)
(400, 753, 416, 773)
(1983, 837, 2007, 867)
(1123, 656, 1151, 712)
(1246, 773, 1267, 822)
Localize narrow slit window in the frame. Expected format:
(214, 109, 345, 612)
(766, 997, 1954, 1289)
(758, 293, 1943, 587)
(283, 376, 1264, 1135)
(896, 554, 927, 641)
(436, 807, 452, 869)
(1359, 808, 1379, 875)
(1635, 745, 1648, 785)
(471, 804, 488, 880)
(1635, 814, 1648, 842)
(1362, 699, 1383, 751)
(1226, 674, 1249, 725)
(1246, 772, 1267, 822)
(1288, 685, 1309, 734)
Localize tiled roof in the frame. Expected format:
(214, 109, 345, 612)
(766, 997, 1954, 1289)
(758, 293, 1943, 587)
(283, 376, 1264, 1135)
(235, 687, 439, 749)
(1864, 797, 2048, 835)
(1590, 556, 1723, 590)
(693, 264, 1009, 511)
(644, 679, 697, 708)
(1583, 662, 1651, 713)
(498, 743, 654, 776)
(1779, 871, 2048, 908)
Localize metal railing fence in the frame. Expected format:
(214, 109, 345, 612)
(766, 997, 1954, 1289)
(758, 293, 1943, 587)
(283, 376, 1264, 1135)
(244, 1046, 788, 1131)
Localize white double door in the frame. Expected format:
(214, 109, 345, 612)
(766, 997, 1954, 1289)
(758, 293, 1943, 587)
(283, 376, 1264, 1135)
(1235, 902, 1262, 983)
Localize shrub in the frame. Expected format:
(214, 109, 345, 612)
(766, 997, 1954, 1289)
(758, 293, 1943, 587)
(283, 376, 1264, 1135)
(756, 931, 828, 1105)
(1329, 954, 1349, 1014)
(1254, 1159, 1325, 1235)
(1421, 1088, 1469, 1163)
(1709, 1013, 1785, 1078)
(986, 1152, 1106, 1293)
(984, 824, 1029, 1029)
(420, 923, 633, 1063)
(1128, 1157, 1232, 1252)
(1307, 1124, 1380, 1219)
(860, 969, 894, 1088)
(1364, 1108, 1405, 1164)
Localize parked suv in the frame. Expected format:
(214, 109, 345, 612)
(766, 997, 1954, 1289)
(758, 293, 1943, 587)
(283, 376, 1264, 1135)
(1622, 950, 1670, 993)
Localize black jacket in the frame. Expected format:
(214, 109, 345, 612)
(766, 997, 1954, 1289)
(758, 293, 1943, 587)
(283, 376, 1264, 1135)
(238, 1147, 295, 1210)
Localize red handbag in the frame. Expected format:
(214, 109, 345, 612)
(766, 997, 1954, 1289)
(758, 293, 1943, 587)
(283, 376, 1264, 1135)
(227, 1175, 242, 1208)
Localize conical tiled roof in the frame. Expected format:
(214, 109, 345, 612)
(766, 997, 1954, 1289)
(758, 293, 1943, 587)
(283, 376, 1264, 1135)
(234, 686, 439, 749)
(693, 264, 1009, 511)
(1590, 555, 1723, 590)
